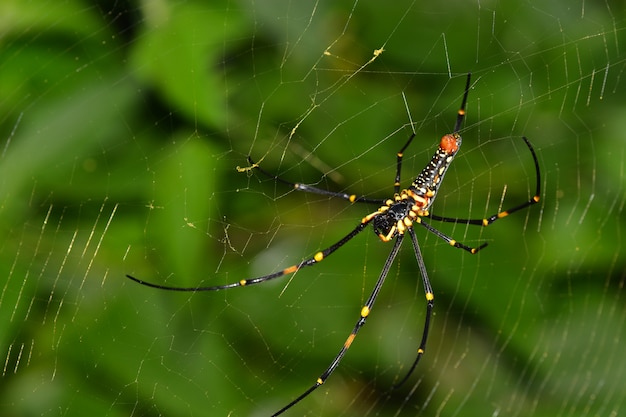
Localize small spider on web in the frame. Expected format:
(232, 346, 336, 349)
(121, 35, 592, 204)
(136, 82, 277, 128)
(126, 73, 541, 416)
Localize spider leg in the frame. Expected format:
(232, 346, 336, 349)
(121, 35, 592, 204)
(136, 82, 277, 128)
(126, 211, 379, 291)
(427, 136, 541, 227)
(453, 73, 472, 134)
(247, 156, 384, 205)
(271, 234, 405, 416)
(416, 217, 488, 254)
(393, 228, 433, 388)
(394, 132, 416, 194)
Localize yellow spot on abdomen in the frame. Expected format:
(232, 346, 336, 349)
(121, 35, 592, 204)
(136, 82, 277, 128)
(314, 252, 324, 262)
(361, 306, 370, 317)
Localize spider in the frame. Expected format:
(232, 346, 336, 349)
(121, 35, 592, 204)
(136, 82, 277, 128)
(126, 73, 541, 416)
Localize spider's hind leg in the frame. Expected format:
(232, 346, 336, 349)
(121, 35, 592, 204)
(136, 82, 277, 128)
(245, 156, 384, 204)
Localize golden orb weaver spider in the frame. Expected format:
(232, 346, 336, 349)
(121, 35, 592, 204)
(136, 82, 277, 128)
(126, 73, 541, 416)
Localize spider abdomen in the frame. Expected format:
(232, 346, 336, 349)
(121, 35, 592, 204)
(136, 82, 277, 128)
(410, 133, 462, 205)
(371, 133, 462, 243)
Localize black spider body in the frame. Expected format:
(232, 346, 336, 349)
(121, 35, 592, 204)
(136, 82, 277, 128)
(125, 74, 542, 417)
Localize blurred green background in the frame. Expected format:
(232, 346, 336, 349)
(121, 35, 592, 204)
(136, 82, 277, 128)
(1, 0, 625, 416)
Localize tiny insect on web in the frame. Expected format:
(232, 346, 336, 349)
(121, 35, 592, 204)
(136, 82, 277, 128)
(126, 73, 541, 416)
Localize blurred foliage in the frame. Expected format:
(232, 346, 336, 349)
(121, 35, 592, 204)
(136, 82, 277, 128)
(0, 0, 625, 416)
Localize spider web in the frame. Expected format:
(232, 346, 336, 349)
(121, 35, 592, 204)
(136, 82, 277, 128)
(1, 1, 625, 416)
